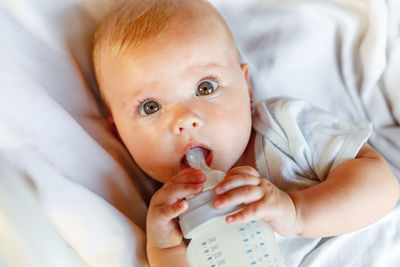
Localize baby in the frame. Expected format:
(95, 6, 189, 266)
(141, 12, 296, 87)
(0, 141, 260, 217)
(92, 0, 400, 266)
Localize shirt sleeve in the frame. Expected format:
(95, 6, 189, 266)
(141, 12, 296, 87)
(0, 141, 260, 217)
(252, 97, 372, 191)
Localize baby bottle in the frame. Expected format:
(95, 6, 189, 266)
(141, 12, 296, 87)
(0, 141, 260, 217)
(179, 148, 285, 267)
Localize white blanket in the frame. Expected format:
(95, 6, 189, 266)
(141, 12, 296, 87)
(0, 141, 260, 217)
(0, 0, 399, 266)
(0, 0, 149, 266)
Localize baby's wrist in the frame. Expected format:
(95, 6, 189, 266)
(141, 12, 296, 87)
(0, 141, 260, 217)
(287, 191, 305, 236)
(147, 239, 186, 251)
(147, 241, 188, 267)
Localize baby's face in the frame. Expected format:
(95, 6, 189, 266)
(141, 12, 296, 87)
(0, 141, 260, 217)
(101, 17, 252, 183)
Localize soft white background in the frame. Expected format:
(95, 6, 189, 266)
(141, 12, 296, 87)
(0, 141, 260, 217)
(0, 0, 399, 266)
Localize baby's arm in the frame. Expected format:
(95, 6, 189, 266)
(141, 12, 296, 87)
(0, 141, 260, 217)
(289, 143, 400, 237)
(213, 143, 400, 238)
(146, 168, 205, 267)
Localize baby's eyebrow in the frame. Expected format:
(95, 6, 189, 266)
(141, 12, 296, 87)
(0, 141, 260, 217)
(124, 87, 149, 102)
(124, 80, 161, 100)
(185, 62, 223, 73)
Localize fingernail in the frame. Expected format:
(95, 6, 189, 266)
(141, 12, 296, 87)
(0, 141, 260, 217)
(214, 199, 221, 206)
(196, 173, 206, 181)
(227, 216, 233, 223)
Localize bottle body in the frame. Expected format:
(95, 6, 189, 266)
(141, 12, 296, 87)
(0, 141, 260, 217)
(186, 216, 285, 267)
(179, 169, 285, 267)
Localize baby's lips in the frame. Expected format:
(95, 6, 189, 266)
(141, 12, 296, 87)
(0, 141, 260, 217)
(205, 149, 213, 167)
(180, 160, 190, 170)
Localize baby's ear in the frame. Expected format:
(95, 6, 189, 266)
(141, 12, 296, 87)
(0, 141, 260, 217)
(107, 116, 122, 142)
(240, 63, 253, 105)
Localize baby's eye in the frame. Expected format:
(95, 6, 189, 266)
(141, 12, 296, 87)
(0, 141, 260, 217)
(139, 100, 160, 115)
(196, 79, 219, 96)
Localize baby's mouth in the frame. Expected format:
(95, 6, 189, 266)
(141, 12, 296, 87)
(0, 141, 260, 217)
(181, 147, 212, 169)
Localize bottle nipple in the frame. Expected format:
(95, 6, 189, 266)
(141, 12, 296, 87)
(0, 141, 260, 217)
(185, 147, 224, 191)
(185, 147, 210, 171)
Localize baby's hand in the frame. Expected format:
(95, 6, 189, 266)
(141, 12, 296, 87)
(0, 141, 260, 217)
(212, 166, 300, 237)
(146, 168, 205, 249)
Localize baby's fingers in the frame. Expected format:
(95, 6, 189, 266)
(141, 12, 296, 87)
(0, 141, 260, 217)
(154, 200, 188, 224)
(213, 185, 263, 209)
(153, 183, 203, 206)
(168, 168, 206, 185)
(214, 174, 261, 195)
(225, 203, 265, 224)
(226, 166, 260, 177)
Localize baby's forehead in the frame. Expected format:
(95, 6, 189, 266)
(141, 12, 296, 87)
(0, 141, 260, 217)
(94, 0, 239, 104)
(107, 12, 237, 67)
(137, 5, 232, 48)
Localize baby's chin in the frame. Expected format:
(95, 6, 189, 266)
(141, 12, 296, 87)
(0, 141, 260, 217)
(143, 168, 175, 184)
(210, 153, 241, 173)
(145, 154, 237, 183)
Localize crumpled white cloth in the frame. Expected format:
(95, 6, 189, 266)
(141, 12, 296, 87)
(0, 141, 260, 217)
(253, 97, 371, 191)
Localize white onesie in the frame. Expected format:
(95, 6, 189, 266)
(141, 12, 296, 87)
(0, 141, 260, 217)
(252, 98, 372, 191)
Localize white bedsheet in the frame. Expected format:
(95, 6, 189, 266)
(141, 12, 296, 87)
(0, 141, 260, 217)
(0, 0, 399, 266)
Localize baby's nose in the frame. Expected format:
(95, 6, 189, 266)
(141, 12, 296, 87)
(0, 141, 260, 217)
(171, 111, 203, 135)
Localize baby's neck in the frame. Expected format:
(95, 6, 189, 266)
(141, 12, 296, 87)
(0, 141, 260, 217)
(233, 129, 256, 170)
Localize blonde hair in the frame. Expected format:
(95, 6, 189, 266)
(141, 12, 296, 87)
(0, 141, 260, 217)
(92, 0, 238, 105)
